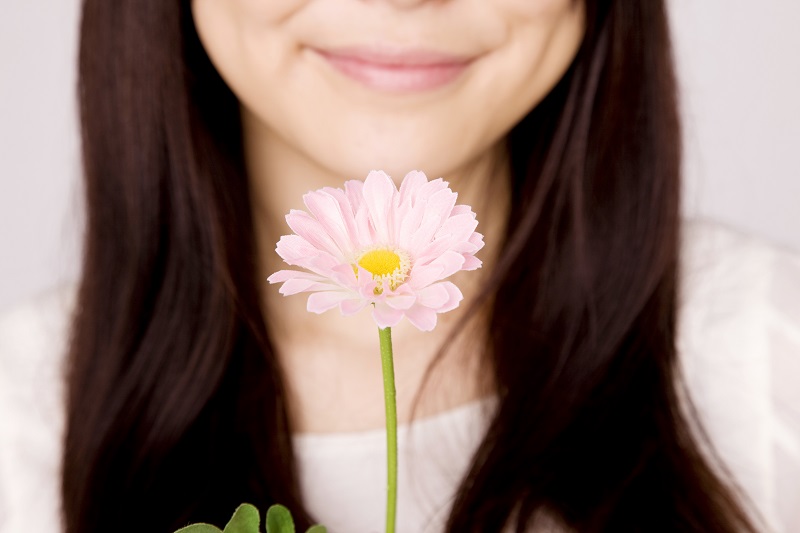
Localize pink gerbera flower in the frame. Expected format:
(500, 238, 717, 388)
(267, 170, 484, 331)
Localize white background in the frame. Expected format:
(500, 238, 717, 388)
(1, 0, 798, 313)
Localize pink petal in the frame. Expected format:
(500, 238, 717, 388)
(435, 251, 466, 277)
(450, 241, 482, 254)
(417, 283, 450, 309)
(406, 208, 445, 255)
(461, 255, 482, 271)
(303, 190, 357, 256)
(286, 210, 344, 259)
(307, 291, 350, 314)
(396, 201, 425, 251)
(372, 302, 404, 329)
(304, 253, 341, 275)
(352, 206, 372, 247)
(438, 281, 464, 313)
(417, 234, 460, 263)
(385, 294, 417, 310)
(362, 170, 396, 244)
(407, 188, 458, 253)
(426, 187, 458, 221)
(469, 231, 484, 245)
(330, 263, 359, 288)
(274, 246, 339, 279)
(404, 305, 438, 331)
(356, 265, 379, 298)
(419, 218, 479, 261)
(407, 263, 445, 289)
(344, 179, 365, 212)
(449, 204, 474, 216)
(409, 251, 465, 288)
(398, 170, 429, 206)
(278, 278, 337, 296)
(434, 213, 479, 244)
(417, 178, 450, 203)
(340, 299, 368, 316)
(321, 187, 363, 246)
(267, 269, 325, 284)
(274, 235, 318, 264)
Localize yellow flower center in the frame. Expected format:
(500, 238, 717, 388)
(358, 249, 402, 277)
(355, 247, 411, 293)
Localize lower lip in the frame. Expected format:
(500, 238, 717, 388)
(315, 51, 472, 93)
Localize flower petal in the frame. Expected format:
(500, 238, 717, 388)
(461, 255, 482, 271)
(340, 298, 368, 316)
(417, 283, 451, 309)
(434, 212, 479, 244)
(385, 294, 417, 310)
(362, 170, 396, 244)
(406, 263, 445, 289)
(279, 278, 338, 296)
(398, 170, 429, 206)
(438, 281, 464, 313)
(372, 302, 404, 329)
(396, 200, 426, 251)
(307, 291, 350, 314)
(344, 179, 365, 212)
(286, 210, 345, 259)
(354, 265, 379, 299)
(449, 204, 474, 216)
(267, 269, 325, 284)
(274, 235, 318, 264)
(330, 263, 359, 288)
(321, 186, 364, 247)
(404, 305, 438, 331)
(409, 251, 465, 288)
(303, 190, 357, 257)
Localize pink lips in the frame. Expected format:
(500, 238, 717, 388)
(313, 46, 475, 93)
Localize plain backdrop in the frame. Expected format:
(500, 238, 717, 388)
(1, 0, 799, 313)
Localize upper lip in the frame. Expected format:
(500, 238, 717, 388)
(311, 45, 477, 67)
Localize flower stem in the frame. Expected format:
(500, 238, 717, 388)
(378, 327, 397, 533)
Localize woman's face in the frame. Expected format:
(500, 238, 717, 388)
(192, 0, 585, 181)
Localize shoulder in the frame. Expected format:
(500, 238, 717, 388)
(678, 219, 800, 532)
(678, 219, 799, 371)
(0, 284, 75, 532)
(678, 219, 799, 388)
(0, 284, 75, 414)
(0, 285, 75, 369)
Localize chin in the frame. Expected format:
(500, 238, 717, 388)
(319, 146, 463, 184)
(312, 127, 473, 183)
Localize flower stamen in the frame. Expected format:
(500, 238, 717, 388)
(356, 247, 411, 293)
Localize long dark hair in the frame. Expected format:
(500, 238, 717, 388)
(63, 0, 759, 531)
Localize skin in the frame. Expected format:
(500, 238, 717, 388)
(192, 0, 585, 433)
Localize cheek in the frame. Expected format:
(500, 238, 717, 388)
(194, 0, 308, 24)
(191, 0, 308, 121)
(191, 0, 307, 81)
(461, 0, 585, 148)
(495, 0, 578, 17)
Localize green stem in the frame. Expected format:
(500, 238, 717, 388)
(378, 327, 397, 533)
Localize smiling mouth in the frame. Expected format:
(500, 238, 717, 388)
(310, 46, 477, 93)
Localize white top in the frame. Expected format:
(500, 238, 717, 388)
(1, 220, 799, 533)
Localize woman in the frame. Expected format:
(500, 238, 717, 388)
(1, 0, 798, 532)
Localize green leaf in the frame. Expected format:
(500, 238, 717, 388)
(305, 526, 327, 533)
(174, 524, 223, 533)
(223, 503, 261, 533)
(265, 504, 296, 533)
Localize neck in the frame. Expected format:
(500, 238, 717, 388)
(244, 111, 508, 431)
